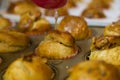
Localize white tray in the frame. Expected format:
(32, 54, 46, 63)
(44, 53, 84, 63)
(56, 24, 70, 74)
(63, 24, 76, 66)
(0, 0, 120, 26)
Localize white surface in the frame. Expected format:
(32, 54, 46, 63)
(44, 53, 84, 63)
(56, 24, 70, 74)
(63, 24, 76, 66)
(0, 0, 120, 27)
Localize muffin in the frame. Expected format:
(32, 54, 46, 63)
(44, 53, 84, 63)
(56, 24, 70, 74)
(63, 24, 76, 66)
(90, 35, 120, 66)
(0, 30, 30, 53)
(88, 0, 112, 9)
(18, 11, 52, 35)
(3, 53, 54, 80)
(7, 0, 40, 15)
(67, 60, 120, 80)
(0, 15, 12, 30)
(56, 16, 92, 40)
(81, 0, 113, 19)
(35, 30, 79, 60)
(104, 20, 120, 36)
(81, 8, 106, 19)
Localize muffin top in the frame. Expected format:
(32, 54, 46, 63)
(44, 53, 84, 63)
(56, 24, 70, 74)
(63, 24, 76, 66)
(67, 60, 120, 80)
(45, 30, 75, 46)
(36, 30, 79, 60)
(56, 16, 91, 40)
(104, 20, 120, 36)
(18, 11, 52, 35)
(7, 0, 40, 15)
(0, 30, 30, 53)
(88, 0, 112, 9)
(90, 35, 120, 51)
(3, 53, 54, 80)
(81, 8, 106, 19)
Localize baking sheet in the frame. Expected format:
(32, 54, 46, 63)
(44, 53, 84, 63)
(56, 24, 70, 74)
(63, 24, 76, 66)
(0, 0, 120, 26)
(0, 27, 104, 80)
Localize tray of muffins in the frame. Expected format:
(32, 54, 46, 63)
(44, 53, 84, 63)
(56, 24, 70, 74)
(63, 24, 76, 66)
(0, 8, 120, 80)
(0, 0, 120, 26)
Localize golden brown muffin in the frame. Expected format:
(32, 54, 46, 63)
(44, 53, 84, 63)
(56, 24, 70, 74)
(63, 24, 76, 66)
(3, 53, 54, 80)
(35, 30, 79, 60)
(56, 16, 92, 40)
(7, 0, 40, 15)
(0, 15, 12, 30)
(90, 35, 120, 66)
(0, 30, 30, 53)
(81, 8, 106, 19)
(90, 35, 120, 51)
(81, 0, 113, 19)
(18, 12, 52, 35)
(88, 0, 112, 9)
(104, 20, 120, 36)
(67, 60, 120, 80)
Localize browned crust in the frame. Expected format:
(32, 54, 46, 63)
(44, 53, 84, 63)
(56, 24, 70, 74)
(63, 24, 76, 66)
(90, 35, 120, 51)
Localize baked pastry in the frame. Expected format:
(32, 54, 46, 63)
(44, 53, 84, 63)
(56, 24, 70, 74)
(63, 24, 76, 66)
(0, 30, 30, 53)
(81, 0, 113, 19)
(67, 60, 120, 80)
(3, 53, 54, 80)
(7, 0, 40, 15)
(0, 15, 12, 30)
(35, 30, 79, 60)
(104, 20, 120, 36)
(56, 16, 92, 40)
(18, 11, 52, 35)
(90, 35, 120, 66)
(81, 8, 106, 18)
(88, 0, 112, 9)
